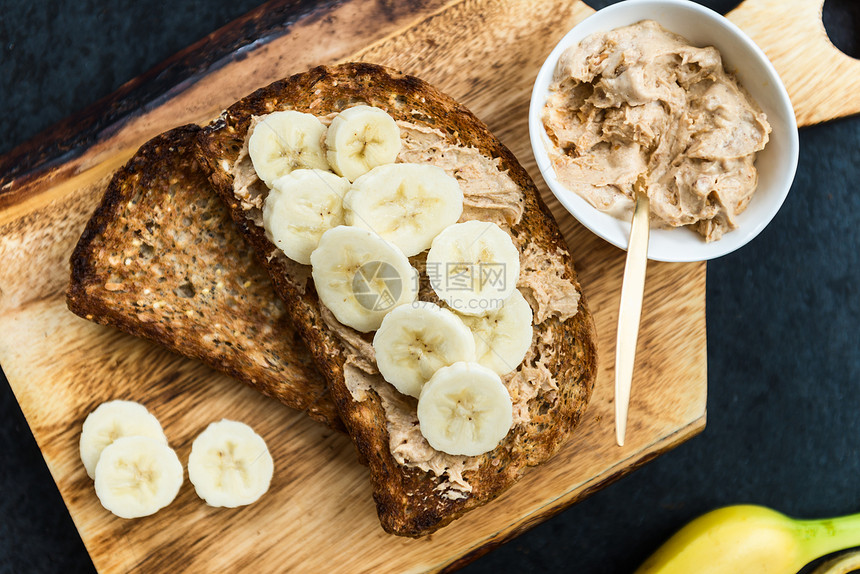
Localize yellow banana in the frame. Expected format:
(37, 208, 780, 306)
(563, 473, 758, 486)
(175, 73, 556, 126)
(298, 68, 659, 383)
(635, 505, 860, 574)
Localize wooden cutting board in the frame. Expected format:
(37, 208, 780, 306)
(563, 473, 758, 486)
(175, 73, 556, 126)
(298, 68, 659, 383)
(0, 0, 855, 572)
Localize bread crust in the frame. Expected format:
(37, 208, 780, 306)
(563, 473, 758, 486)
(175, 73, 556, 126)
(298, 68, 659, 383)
(196, 64, 598, 536)
(67, 125, 342, 431)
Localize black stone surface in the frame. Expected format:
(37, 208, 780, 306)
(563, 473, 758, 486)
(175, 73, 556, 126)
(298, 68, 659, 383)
(1, 1, 858, 572)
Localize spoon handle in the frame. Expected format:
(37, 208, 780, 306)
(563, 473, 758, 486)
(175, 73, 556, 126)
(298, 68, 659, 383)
(615, 192, 650, 446)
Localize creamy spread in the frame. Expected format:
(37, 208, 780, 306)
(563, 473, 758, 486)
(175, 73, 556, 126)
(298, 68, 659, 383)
(543, 20, 771, 242)
(230, 113, 581, 497)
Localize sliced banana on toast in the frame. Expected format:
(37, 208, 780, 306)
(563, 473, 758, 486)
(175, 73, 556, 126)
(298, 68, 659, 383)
(345, 163, 463, 256)
(187, 419, 274, 508)
(311, 226, 418, 332)
(426, 220, 521, 316)
(249, 110, 330, 187)
(373, 302, 476, 397)
(326, 105, 401, 181)
(417, 362, 513, 456)
(459, 289, 534, 375)
(263, 168, 350, 264)
(79, 400, 168, 479)
(94, 436, 183, 519)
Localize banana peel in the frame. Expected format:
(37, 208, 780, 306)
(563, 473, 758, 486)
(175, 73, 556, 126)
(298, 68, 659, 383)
(636, 505, 860, 574)
(811, 549, 860, 573)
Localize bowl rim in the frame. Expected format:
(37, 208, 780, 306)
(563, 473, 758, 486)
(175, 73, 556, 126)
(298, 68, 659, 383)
(528, 0, 800, 263)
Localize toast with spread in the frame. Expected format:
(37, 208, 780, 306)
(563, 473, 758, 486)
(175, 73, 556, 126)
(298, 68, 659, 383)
(67, 125, 342, 431)
(196, 63, 598, 536)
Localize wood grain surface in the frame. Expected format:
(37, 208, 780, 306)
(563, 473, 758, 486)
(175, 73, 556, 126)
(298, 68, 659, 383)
(0, 0, 852, 571)
(727, 0, 860, 126)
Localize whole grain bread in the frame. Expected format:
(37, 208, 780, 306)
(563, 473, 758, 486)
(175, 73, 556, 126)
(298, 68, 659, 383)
(196, 64, 598, 536)
(67, 125, 342, 431)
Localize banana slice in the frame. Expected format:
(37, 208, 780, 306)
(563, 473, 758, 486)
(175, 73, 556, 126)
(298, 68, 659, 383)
(93, 436, 183, 519)
(187, 420, 273, 508)
(458, 289, 534, 375)
(310, 226, 418, 332)
(426, 220, 521, 316)
(326, 105, 401, 181)
(345, 164, 464, 256)
(373, 302, 476, 398)
(187, 420, 274, 508)
(248, 111, 330, 187)
(417, 362, 513, 456)
(263, 168, 350, 264)
(79, 400, 167, 479)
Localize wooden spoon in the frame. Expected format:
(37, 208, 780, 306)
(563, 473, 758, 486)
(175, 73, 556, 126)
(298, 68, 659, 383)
(615, 188, 650, 446)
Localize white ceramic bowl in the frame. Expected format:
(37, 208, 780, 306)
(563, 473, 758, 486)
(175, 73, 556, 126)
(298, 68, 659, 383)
(529, 0, 799, 262)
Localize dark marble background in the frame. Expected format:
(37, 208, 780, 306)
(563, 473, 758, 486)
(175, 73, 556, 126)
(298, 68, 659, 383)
(1, 1, 858, 572)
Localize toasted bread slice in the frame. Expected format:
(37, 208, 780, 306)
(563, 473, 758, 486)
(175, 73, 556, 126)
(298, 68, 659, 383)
(67, 125, 342, 431)
(196, 64, 598, 536)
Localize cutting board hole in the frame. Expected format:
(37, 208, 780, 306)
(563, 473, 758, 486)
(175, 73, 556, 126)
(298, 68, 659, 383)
(585, 0, 742, 13)
(823, 0, 860, 59)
